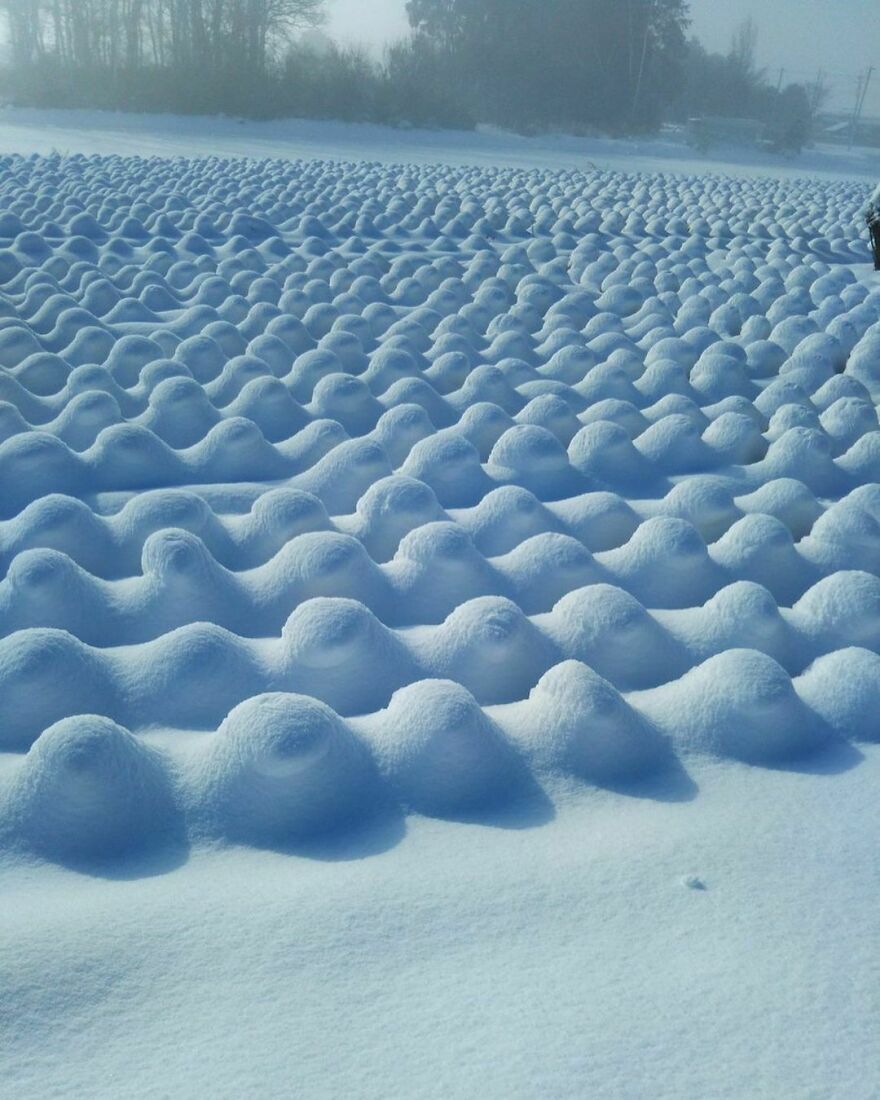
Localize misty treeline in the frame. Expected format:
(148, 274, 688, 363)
(406, 0, 689, 132)
(682, 19, 819, 151)
(406, 2, 818, 146)
(0, 0, 820, 146)
(0, 0, 468, 124)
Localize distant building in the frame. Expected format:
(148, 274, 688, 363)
(819, 112, 880, 148)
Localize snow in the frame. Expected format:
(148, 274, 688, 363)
(0, 105, 875, 180)
(5, 756, 880, 1099)
(1, 109, 880, 1098)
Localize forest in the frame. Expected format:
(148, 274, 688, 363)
(0, 0, 818, 147)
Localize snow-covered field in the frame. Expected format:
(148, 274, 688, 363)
(0, 105, 879, 180)
(2, 114, 880, 1098)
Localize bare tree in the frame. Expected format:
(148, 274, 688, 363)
(729, 16, 762, 86)
(1, 0, 323, 73)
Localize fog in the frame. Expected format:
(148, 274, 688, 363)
(327, 0, 409, 48)
(327, 0, 880, 115)
(689, 0, 879, 115)
(1, 0, 875, 142)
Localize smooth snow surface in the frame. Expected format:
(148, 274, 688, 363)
(0, 106, 878, 180)
(1, 120, 880, 1098)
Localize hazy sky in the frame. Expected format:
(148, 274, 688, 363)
(326, 0, 879, 116)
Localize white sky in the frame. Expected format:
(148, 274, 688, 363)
(325, 0, 409, 49)
(326, 0, 880, 117)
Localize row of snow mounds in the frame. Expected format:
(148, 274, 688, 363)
(0, 338, 875, 455)
(0, 153, 878, 867)
(0, 154, 867, 249)
(1, 506, 880, 643)
(0, 166, 876, 398)
(1, 251, 879, 404)
(1, 473, 866, 581)
(1, 645, 878, 863)
(0, 334, 878, 516)
(1, 355, 878, 486)
(0, 567, 878, 740)
(0, 273, 877, 404)
(0, 410, 877, 519)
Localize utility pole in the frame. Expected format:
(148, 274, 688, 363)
(775, 68, 785, 94)
(631, 0, 656, 124)
(810, 70, 824, 115)
(808, 70, 825, 144)
(853, 65, 875, 144)
(849, 72, 865, 149)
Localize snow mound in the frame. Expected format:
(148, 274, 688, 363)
(195, 693, 377, 845)
(4, 715, 179, 863)
(360, 679, 528, 818)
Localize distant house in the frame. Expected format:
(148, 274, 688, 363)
(819, 112, 880, 148)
